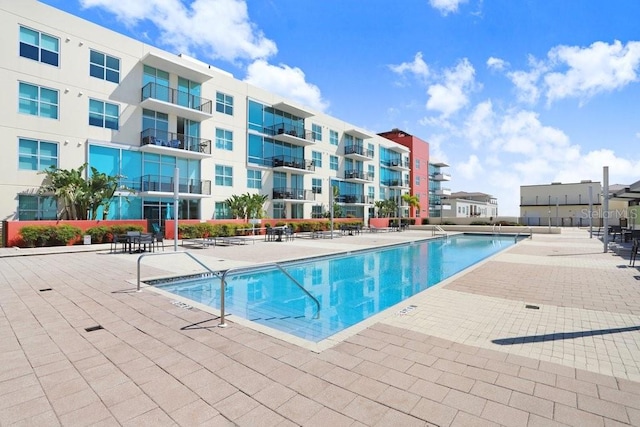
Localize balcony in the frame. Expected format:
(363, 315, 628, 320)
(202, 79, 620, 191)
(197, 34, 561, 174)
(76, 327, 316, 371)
(135, 175, 211, 197)
(384, 179, 410, 189)
(337, 194, 373, 204)
(267, 123, 315, 146)
(272, 187, 314, 202)
(382, 158, 410, 170)
(344, 144, 374, 161)
(140, 82, 212, 121)
(270, 155, 315, 173)
(435, 188, 452, 196)
(344, 170, 374, 182)
(433, 173, 451, 181)
(140, 128, 211, 159)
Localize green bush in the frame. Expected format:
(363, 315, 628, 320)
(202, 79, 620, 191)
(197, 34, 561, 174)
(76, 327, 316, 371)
(19, 224, 82, 247)
(421, 218, 430, 225)
(470, 221, 491, 225)
(86, 226, 110, 243)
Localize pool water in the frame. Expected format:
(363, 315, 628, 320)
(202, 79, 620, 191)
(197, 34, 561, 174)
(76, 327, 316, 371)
(158, 234, 519, 342)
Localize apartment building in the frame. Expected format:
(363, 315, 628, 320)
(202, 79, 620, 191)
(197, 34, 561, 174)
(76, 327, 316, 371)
(378, 129, 428, 220)
(520, 181, 603, 226)
(442, 192, 498, 219)
(428, 162, 451, 219)
(1, 0, 414, 227)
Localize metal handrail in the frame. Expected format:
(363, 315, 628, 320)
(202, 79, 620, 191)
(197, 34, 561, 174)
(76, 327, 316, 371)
(219, 263, 320, 327)
(136, 251, 221, 292)
(432, 225, 447, 239)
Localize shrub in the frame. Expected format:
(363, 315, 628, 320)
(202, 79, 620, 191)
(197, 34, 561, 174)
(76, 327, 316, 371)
(86, 225, 110, 243)
(422, 218, 430, 225)
(49, 224, 83, 245)
(19, 225, 51, 247)
(19, 224, 82, 247)
(470, 221, 491, 225)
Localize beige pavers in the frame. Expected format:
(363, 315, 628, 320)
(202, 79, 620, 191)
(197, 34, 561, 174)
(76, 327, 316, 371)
(0, 228, 639, 425)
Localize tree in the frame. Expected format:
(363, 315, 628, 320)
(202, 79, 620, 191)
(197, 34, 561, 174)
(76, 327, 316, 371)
(245, 193, 268, 219)
(324, 184, 342, 218)
(224, 193, 268, 220)
(401, 193, 420, 216)
(374, 199, 398, 218)
(225, 194, 246, 219)
(38, 164, 125, 220)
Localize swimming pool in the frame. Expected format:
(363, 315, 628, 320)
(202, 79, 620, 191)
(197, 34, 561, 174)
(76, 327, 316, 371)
(157, 234, 520, 343)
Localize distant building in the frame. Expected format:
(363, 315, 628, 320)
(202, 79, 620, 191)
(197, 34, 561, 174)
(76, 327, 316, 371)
(443, 192, 498, 219)
(520, 181, 604, 226)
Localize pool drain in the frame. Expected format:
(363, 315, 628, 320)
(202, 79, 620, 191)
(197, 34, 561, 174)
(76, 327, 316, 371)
(525, 304, 540, 310)
(84, 325, 104, 332)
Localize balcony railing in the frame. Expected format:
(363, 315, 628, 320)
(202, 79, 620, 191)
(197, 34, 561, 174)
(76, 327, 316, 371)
(141, 128, 211, 155)
(267, 123, 314, 141)
(344, 170, 374, 181)
(336, 194, 373, 204)
(383, 179, 410, 187)
(344, 144, 374, 158)
(269, 155, 315, 171)
(382, 158, 410, 168)
(272, 187, 314, 201)
(141, 82, 212, 114)
(133, 175, 211, 195)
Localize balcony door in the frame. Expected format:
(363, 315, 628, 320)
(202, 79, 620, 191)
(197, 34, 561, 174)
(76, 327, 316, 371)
(177, 117, 200, 150)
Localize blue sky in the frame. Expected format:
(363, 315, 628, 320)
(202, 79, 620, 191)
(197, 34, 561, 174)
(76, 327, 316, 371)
(41, 0, 640, 215)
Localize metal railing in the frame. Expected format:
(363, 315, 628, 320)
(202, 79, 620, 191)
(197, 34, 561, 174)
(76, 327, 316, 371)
(136, 251, 221, 292)
(272, 187, 314, 201)
(140, 128, 212, 155)
(135, 174, 211, 195)
(219, 264, 320, 327)
(432, 225, 447, 238)
(141, 82, 212, 114)
(269, 155, 315, 171)
(344, 144, 374, 158)
(344, 170, 375, 181)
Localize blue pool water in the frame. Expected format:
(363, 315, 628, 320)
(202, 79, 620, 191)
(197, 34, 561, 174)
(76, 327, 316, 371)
(158, 234, 519, 342)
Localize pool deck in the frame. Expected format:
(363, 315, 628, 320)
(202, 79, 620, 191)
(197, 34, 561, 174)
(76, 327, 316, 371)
(1, 228, 639, 426)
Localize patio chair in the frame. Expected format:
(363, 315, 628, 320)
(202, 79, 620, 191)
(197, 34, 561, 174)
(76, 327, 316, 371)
(285, 226, 295, 241)
(110, 234, 124, 253)
(631, 238, 639, 267)
(138, 233, 155, 253)
(154, 233, 165, 251)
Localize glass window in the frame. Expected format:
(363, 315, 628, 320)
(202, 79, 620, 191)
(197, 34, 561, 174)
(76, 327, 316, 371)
(89, 99, 119, 129)
(215, 165, 233, 186)
(215, 128, 233, 151)
(368, 164, 375, 176)
(18, 138, 58, 171)
(247, 170, 262, 189)
(330, 155, 338, 171)
(416, 176, 420, 185)
(312, 124, 322, 142)
(312, 151, 322, 168)
(312, 178, 322, 194)
(215, 202, 232, 219)
(311, 205, 323, 218)
(18, 82, 58, 119)
(329, 130, 338, 146)
(216, 92, 233, 115)
(415, 158, 421, 169)
(89, 50, 120, 83)
(18, 195, 57, 220)
(19, 26, 59, 66)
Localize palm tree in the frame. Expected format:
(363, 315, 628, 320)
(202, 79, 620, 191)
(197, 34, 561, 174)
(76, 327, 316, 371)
(38, 164, 124, 220)
(225, 194, 246, 219)
(401, 193, 420, 216)
(246, 193, 268, 219)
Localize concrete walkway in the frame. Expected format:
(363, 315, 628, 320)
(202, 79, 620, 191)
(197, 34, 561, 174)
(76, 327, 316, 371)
(0, 228, 639, 426)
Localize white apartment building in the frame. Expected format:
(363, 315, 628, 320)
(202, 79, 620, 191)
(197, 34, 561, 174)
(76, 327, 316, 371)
(443, 192, 498, 219)
(1, 0, 413, 227)
(428, 162, 451, 219)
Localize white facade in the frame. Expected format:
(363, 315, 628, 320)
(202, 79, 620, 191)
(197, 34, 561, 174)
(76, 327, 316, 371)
(1, 0, 412, 225)
(443, 192, 498, 219)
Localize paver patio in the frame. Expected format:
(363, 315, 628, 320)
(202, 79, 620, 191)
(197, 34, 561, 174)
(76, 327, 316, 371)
(0, 228, 639, 426)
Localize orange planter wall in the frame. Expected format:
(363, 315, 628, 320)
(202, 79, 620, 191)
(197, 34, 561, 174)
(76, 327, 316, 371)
(2, 220, 148, 247)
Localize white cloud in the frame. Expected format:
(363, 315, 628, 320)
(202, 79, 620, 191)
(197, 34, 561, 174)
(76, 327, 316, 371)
(487, 57, 508, 71)
(464, 100, 495, 149)
(426, 58, 476, 117)
(428, 0, 468, 16)
(389, 52, 430, 83)
(457, 154, 482, 179)
(80, 0, 277, 62)
(244, 60, 329, 112)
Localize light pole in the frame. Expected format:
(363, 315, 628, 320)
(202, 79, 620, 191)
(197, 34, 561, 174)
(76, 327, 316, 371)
(329, 179, 334, 239)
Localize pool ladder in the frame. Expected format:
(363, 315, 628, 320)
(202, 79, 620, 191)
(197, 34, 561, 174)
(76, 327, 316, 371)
(136, 252, 320, 328)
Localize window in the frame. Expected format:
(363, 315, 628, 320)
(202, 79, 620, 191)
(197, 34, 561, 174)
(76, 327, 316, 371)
(247, 170, 262, 189)
(215, 165, 233, 186)
(215, 202, 232, 219)
(312, 178, 322, 194)
(330, 155, 338, 171)
(18, 195, 57, 220)
(330, 130, 338, 146)
(368, 143, 374, 155)
(311, 205, 323, 218)
(19, 26, 59, 66)
(89, 99, 119, 129)
(18, 138, 58, 171)
(312, 124, 322, 141)
(216, 92, 233, 115)
(368, 186, 375, 199)
(89, 50, 120, 83)
(416, 176, 420, 185)
(215, 128, 233, 151)
(415, 158, 421, 169)
(312, 151, 322, 168)
(19, 82, 58, 119)
(368, 164, 375, 177)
